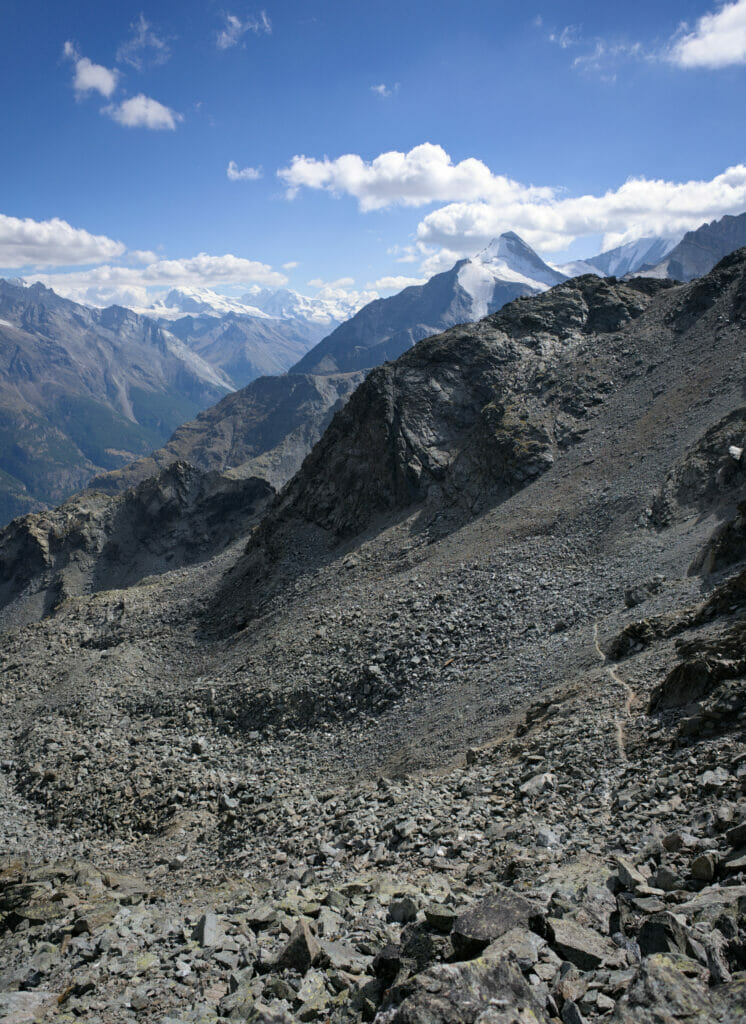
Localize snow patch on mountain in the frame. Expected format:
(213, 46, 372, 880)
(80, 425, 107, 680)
(147, 288, 272, 320)
(160, 329, 233, 391)
(247, 287, 369, 327)
(554, 236, 682, 279)
(457, 233, 567, 319)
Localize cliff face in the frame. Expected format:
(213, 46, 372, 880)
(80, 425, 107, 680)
(0, 461, 272, 631)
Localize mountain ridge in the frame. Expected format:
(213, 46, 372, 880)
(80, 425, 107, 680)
(1, 251, 746, 1024)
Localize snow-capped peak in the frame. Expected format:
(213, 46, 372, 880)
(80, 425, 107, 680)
(457, 233, 567, 319)
(553, 235, 682, 280)
(150, 287, 272, 320)
(246, 287, 369, 327)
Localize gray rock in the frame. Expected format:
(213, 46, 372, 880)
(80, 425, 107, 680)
(274, 920, 320, 974)
(547, 917, 622, 971)
(451, 892, 542, 960)
(637, 912, 688, 956)
(377, 955, 550, 1023)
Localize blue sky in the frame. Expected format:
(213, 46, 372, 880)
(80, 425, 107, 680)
(1, 0, 746, 310)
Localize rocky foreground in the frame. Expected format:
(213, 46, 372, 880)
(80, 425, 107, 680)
(2, 257, 746, 1022)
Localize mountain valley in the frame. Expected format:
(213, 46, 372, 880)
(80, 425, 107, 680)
(2, 212, 743, 531)
(1, 250, 746, 1023)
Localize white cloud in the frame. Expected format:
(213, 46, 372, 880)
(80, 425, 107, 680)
(217, 11, 271, 49)
(304, 276, 378, 309)
(571, 39, 644, 79)
(27, 252, 287, 307)
(282, 260, 299, 269)
(371, 83, 398, 97)
(227, 160, 263, 181)
(387, 244, 419, 263)
(670, 0, 746, 68)
(414, 162, 746, 255)
(104, 94, 183, 130)
(279, 143, 746, 258)
(0, 213, 125, 268)
(128, 249, 158, 264)
(63, 42, 118, 98)
(117, 13, 170, 70)
(549, 25, 580, 49)
(278, 142, 553, 212)
(307, 276, 355, 289)
(368, 274, 426, 291)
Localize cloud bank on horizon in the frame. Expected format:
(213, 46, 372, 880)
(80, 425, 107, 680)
(2, 0, 746, 310)
(283, 145, 746, 271)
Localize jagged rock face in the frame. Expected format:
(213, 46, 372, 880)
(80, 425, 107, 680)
(692, 498, 746, 575)
(270, 277, 670, 536)
(0, 461, 272, 631)
(650, 408, 746, 528)
(88, 371, 364, 496)
(216, 275, 677, 621)
(645, 211, 746, 282)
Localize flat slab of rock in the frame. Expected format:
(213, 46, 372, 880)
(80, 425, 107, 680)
(546, 916, 623, 971)
(378, 956, 550, 1024)
(452, 891, 542, 960)
(484, 925, 546, 971)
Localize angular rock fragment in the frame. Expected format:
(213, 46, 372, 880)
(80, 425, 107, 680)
(451, 891, 543, 960)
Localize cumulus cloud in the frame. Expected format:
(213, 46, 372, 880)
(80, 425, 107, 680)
(279, 142, 746, 257)
(670, 0, 746, 68)
(278, 143, 553, 212)
(227, 160, 262, 181)
(307, 276, 355, 289)
(0, 213, 125, 268)
(414, 163, 746, 255)
(371, 83, 398, 97)
(282, 260, 299, 269)
(104, 94, 182, 130)
(28, 252, 287, 307)
(387, 244, 419, 263)
(368, 274, 427, 291)
(217, 11, 271, 49)
(127, 249, 158, 264)
(63, 41, 118, 98)
(304, 276, 378, 309)
(117, 13, 171, 70)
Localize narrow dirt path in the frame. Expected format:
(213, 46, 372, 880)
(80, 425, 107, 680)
(593, 620, 636, 760)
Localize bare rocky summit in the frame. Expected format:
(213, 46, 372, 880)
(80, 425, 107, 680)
(2, 254, 746, 1023)
(643, 211, 746, 282)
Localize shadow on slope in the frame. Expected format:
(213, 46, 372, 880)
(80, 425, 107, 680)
(0, 461, 273, 631)
(209, 274, 678, 632)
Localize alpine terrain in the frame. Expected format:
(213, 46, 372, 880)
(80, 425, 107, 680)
(0, 280, 230, 525)
(2, 251, 746, 1024)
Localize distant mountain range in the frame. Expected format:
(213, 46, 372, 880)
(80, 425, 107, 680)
(292, 233, 567, 375)
(637, 211, 746, 282)
(0, 279, 230, 523)
(1, 210, 745, 527)
(556, 235, 680, 278)
(145, 283, 366, 331)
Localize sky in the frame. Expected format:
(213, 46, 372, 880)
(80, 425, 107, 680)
(1, 0, 746, 311)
